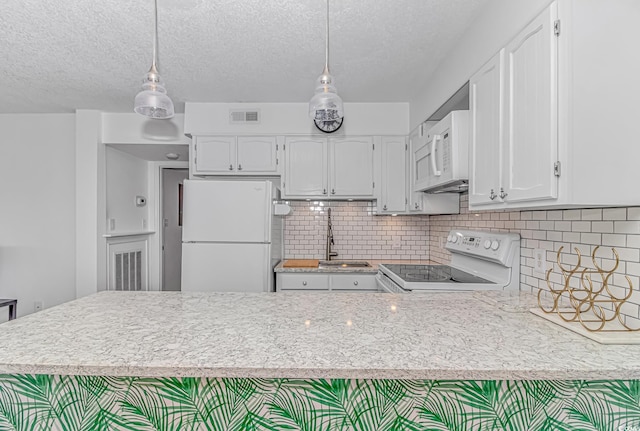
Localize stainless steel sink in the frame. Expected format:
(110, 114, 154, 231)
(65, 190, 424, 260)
(318, 260, 371, 269)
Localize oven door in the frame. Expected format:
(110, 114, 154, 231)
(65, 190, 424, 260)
(375, 271, 409, 293)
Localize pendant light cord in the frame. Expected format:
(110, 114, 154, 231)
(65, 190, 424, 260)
(151, 0, 159, 73)
(324, 0, 330, 74)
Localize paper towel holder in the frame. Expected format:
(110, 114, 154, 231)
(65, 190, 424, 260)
(274, 203, 292, 216)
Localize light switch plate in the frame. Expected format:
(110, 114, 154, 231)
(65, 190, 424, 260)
(534, 249, 547, 274)
(392, 236, 401, 249)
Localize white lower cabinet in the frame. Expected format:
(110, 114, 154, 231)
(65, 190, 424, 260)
(276, 273, 329, 291)
(330, 274, 378, 292)
(276, 273, 378, 292)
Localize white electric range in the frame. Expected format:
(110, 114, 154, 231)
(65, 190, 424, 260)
(376, 230, 520, 293)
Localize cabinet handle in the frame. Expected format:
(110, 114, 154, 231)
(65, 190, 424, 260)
(323, 189, 327, 195)
(302, 281, 307, 286)
(499, 187, 508, 199)
(228, 164, 233, 171)
(238, 164, 242, 171)
(353, 281, 358, 286)
(331, 188, 335, 195)
(489, 189, 497, 200)
(383, 205, 387, 210)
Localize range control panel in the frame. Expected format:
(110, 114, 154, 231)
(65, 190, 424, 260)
(445, 230, 520, 266)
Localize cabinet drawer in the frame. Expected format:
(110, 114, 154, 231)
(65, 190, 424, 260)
(276, 273, 329, 291)
(330, 274, 377, 291)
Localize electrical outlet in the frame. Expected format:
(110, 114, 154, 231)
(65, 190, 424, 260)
(142, 218, 147, 229)
(108, 218, 116, 231)
(533, 249, 547, 274)
(34, 301, 43, 312)
(392, 236, 401, 249)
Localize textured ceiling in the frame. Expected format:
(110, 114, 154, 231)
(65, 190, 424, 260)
(0, 0, 490, 114)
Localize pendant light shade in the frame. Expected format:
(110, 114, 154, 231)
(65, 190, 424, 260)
(134, 0, 174, 119)
(309, 0, 343, 121)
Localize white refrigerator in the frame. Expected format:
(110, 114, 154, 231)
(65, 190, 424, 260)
(181, 179, 284, 293)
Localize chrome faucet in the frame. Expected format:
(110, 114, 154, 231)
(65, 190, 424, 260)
(325, 208, 338, 261)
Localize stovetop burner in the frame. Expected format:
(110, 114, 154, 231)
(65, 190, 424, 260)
(381, 264, 493, 284)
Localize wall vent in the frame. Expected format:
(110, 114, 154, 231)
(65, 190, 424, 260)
(229, 109, 260, 124)
(114, 251, 142, 291)
(107, 239, 148, 291)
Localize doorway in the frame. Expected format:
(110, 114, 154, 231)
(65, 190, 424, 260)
(161, 168, 189, 291)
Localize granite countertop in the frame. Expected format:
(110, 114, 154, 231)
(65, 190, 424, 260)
(2, 290, 640, 380)
(274, 259, 432, 273)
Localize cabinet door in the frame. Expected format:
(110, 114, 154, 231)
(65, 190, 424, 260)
(379, 137, 407, 213)
(329, 137, 374, 197)
(409, 126, 426, 212)
(237, 136, 278, 173)
(193, 136, 236, 173)
(469, 50, 504, 207)
(283, 138, 328, 197)
(503, 1, 558, 203)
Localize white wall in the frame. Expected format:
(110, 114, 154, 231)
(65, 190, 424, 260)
(105, 148, 150, 234)
(184, 103, 410, 136)
(0, 114, 76, 320)
(75, 110, 105, 298)
(409, 0, 550, 127)
(100, 113, 190, 291)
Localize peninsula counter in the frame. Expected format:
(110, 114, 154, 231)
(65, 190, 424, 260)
(1, 291, 639, 430)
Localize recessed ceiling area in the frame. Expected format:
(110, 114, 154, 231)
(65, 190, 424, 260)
(0, 0, 490, 115)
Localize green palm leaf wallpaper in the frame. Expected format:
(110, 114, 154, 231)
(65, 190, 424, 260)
(1, 375, 640, 430)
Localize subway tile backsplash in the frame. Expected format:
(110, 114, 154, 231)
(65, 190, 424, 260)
(429, 195, 640, 328)
(284, 201, 430, 260)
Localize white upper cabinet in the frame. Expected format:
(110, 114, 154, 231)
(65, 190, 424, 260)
(469, 1, 559, 210)
(330, 137, 374, 197)
(469, 50, 504, 207)
(409, 126, 427, 212)
(376, 136, 407, 213)
(236, 137, 279, 173)
(469, 0, 640, 210)
(503, 3, 558, 203)
(283, 137, 374, 199)
(193, 136, 236, 173)
(283, 137, 328, 197)
(192, 136, 279, 176)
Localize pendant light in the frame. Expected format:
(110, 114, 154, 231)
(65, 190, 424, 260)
(134, 0, 175, 119)
(308, 0, 344, 123)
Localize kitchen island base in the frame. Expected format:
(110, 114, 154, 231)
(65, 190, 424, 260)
(1, 375, 639, 430)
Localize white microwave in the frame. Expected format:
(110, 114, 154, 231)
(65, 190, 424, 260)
(413, 110, 469, 193)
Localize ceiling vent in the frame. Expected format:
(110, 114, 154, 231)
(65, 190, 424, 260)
(229, 109, 260, 124)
